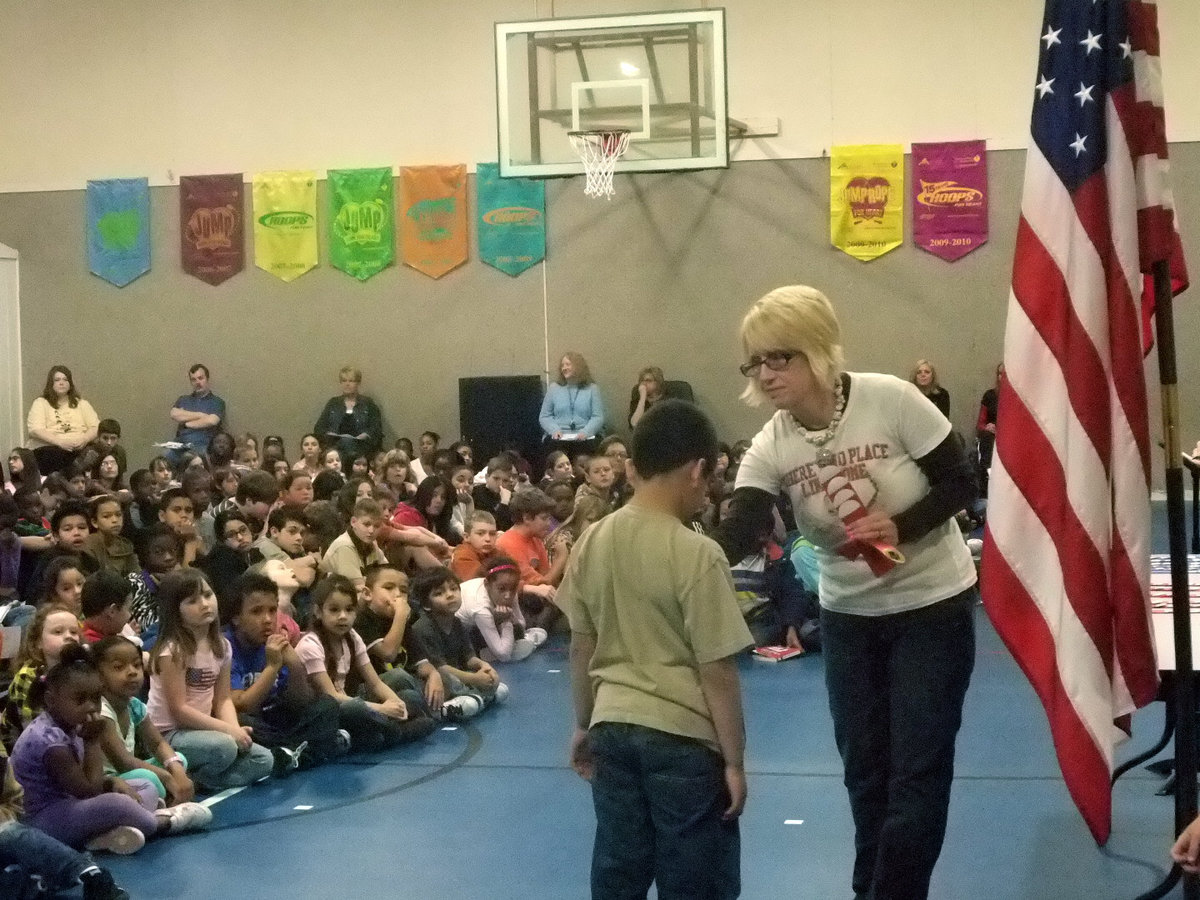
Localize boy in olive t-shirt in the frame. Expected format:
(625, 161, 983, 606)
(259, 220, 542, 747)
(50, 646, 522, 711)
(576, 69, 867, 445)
(557, 400, 752, 900)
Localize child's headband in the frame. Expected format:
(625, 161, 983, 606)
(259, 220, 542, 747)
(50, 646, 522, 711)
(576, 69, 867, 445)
(486, 563, 517, 577)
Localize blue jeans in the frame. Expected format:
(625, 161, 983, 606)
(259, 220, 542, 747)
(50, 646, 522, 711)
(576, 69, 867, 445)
(588, 722, 740, 900)
(0, 820, 92, 892)
(821, 588, 976, 900)
(167, 728, 273, 790)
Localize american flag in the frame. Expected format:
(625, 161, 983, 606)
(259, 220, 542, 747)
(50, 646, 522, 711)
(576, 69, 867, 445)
(980, 0, 1188, 845)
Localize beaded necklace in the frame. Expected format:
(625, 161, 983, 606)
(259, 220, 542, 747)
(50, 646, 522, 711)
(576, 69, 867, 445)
(791, 374, 846, 449)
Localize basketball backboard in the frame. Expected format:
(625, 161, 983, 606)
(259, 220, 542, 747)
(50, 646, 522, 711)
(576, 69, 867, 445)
(495, 9, 728, 178)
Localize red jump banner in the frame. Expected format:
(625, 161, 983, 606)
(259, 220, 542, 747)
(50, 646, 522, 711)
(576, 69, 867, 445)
(180, 174, 244, 285)
(911, 140, 988, 262)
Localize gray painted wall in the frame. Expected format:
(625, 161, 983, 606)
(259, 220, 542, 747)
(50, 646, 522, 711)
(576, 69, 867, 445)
(2, 147, 1198, 478)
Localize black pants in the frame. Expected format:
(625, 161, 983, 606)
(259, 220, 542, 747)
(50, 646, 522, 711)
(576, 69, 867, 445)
(239, 693, 343, 767)
(33, 445, 77, 476)
(821, 589, 976, 900)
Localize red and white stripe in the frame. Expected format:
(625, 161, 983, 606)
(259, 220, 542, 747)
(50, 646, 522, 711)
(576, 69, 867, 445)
(981, 0, 1186, 845)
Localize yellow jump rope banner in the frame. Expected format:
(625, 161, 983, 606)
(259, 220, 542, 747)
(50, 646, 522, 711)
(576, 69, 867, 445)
(252, 171, 319, 282)
(830, 144, 904, 262)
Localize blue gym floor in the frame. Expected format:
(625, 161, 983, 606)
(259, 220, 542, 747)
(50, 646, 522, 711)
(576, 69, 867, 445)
(104, 504, 1193, 899)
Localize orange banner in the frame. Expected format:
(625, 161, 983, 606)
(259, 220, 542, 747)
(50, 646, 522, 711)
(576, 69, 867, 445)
(400, 165, 468, 278)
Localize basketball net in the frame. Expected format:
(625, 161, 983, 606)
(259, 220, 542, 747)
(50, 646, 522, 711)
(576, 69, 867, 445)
(568, 129, 631, 199)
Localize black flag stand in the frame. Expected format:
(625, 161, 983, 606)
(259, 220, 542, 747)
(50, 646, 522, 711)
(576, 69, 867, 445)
(1133, 260, 1197, 900)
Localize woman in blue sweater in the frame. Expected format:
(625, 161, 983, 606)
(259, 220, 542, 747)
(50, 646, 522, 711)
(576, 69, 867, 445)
(539, 353, 605, 465)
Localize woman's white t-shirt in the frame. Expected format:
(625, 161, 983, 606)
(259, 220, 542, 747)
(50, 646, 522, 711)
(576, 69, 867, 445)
(735, 372, 975, 615)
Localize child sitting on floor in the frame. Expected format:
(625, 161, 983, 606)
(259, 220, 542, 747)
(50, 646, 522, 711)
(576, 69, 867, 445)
(458, 556, 548, 663)
(555, 454, 615, 542)
(223, 573, 347, 774)
(82, 495, 138, 578)
(0, 751, 129, 899)
(319, 498, 387, 594)
(3, 605, 81, 751)
(80, 570, 138, 646)
(11, 643, 210, 856)
(450, 510, 498, 580)
(411, 567, 507, 720)
(94, 635, 196, 804)
(146, 570, 274, 791)
(296, 576, 435, 752)
(496, 488, 572, 631)
(354, 565, 440, 716)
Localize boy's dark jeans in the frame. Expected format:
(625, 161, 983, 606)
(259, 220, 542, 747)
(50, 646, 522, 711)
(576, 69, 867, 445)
(822, 589, 976, 900)
(589, 721, 740, 900)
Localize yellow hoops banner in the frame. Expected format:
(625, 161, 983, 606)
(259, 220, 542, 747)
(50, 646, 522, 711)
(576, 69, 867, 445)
(252, 171, 319, 282)
(830, 145, 904, 262)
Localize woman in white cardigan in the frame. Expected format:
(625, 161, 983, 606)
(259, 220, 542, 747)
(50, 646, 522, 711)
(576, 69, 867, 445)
(26, 365, 99, 475)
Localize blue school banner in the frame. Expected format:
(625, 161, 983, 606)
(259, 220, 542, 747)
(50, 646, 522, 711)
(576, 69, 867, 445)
(476, 163, 545, 276)
(86, 178, 151, 287)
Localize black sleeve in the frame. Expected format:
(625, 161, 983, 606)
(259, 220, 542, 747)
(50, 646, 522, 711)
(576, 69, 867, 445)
(313, 398, 335, 445)
(713, 486, 777, 564)
(892, 431, 978, 544)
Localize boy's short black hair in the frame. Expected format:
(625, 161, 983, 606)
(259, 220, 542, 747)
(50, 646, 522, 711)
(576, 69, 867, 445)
(631, 400, 718, 479)
(222, 571, 279, 623)
(52, 499, 90, 532)
(410, 566, 459, 610)
(136, 523, 183, 558)
(158, 487, 191, 513)
(508, 487, 554, 522)
(268, 505, 307, 533)
(364, 563, 406, 590)
(312, 470, 345, 502)
(98, 418, 121, 437)
(81, 570, 132, 618)
(236, 471, 281, 505)
(214, 509, 249, 540)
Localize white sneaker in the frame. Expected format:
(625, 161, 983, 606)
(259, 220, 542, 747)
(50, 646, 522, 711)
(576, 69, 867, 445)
(493, 682, 509, 704)
(86, 826, 146, 855)
(525, 627, 548, 648)
(509, 638, 535, 662)
(442, 695, 482, 721)
(156, 801, 213, 834)
(334, 728, 352, 755)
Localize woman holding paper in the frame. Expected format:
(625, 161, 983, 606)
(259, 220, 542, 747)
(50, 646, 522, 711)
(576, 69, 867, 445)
(538, 351, 605, 465)
(717, 285, 978, 900)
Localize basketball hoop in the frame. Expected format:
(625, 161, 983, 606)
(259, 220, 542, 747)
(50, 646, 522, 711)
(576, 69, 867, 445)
(568, 129, 631, 199)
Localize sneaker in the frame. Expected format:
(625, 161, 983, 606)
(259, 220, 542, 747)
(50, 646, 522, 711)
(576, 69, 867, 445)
(493, 682, 509, 704)
(525, 626, 548, 647)
(156, 801, 213, 835)
(85, 826, 145, 855)
(333, 728, 352, 755)
(441, 695, 482, 721)
(509, 638, 535, 662)
(81, 868, 131, 900)
(272, 740, 309, 778)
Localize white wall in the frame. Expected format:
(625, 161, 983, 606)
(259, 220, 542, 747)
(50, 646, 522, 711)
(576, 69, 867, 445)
(0, 242, 22, 456)
(1, 0, 1195, 192)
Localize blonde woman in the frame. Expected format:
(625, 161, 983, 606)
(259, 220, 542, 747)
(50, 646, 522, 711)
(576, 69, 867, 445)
(910, 359, 950, 418)
(719, 285, 977, 900)
(312, 366, 383, 470)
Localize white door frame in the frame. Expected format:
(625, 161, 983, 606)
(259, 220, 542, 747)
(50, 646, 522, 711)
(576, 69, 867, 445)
(0, 242, 23, 456)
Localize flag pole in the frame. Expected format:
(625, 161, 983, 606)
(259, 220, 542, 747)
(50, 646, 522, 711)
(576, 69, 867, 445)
(1136, 259, 1198, 900)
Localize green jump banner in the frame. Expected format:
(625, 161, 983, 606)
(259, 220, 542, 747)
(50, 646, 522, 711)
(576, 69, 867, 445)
(328, 167, 395, 281)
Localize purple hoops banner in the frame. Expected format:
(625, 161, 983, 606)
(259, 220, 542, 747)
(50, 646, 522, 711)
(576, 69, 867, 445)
(911, 140, 988, 261)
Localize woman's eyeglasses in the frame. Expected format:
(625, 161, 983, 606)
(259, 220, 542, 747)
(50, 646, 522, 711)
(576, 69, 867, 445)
(739, 351, 796, 378)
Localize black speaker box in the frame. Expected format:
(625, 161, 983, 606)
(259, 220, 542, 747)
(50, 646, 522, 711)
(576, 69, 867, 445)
(458, 375, 545, 467)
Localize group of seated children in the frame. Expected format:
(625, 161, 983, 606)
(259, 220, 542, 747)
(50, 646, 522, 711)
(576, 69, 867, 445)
(0, 420, 821, 896)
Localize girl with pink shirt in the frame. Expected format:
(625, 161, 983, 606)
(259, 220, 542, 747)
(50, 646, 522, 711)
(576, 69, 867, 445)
(146, 570, 272, 790)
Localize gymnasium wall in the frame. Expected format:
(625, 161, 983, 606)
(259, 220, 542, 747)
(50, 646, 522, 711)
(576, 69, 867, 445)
(1, 0, 1198, 472)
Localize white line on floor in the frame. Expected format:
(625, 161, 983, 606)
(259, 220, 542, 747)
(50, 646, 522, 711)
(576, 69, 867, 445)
(200, 786, 246, 808)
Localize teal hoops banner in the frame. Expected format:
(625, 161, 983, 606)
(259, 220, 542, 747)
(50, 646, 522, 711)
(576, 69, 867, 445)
(476, 163, 545, 276)
(87, 177, 151, 287)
